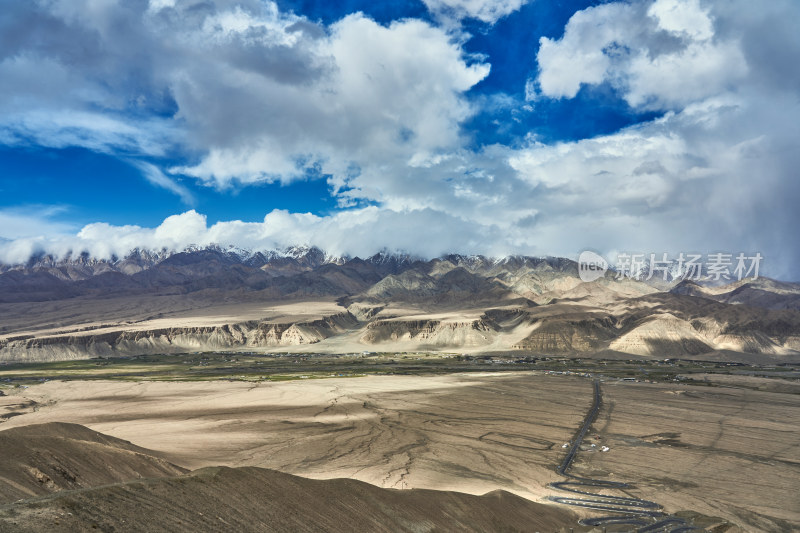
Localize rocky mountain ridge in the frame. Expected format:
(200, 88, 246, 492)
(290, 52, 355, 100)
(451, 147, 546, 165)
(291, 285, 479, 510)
(2, 247, 800, 361)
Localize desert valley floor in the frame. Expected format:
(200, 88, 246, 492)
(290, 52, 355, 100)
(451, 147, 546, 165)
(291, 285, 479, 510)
(1, 371, 798, 532)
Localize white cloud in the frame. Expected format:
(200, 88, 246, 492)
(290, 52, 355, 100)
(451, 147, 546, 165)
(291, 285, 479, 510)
(0, 108, 175, 157)
(147, 0, 176, 12)
(0, 208, 511, 264)
(134, 162, 195, 205)
(1, 1, 489, 190)
(172, 13, 489, 188)
(624, 39, 746, 109)
(648, 0, 713, 40)
(422, 0, 531, 24)
(519, 0, 800, 278)
(534, 0, 747, 110)
(1, 0, 800, 279)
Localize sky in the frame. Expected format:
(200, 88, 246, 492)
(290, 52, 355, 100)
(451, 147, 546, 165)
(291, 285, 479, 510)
(1, 0, 799, 278)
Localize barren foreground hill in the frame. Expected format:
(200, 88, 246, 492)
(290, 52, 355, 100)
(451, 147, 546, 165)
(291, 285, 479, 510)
(0, 423, 577, 533)
(0, 422, 187, 503)
(2, 248, 800, 361)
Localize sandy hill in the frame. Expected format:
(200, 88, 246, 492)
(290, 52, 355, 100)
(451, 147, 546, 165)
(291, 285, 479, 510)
(0, 423, 577, 533)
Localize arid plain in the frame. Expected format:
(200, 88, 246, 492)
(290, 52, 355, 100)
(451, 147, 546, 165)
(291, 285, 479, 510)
(2, 371, 797, 531)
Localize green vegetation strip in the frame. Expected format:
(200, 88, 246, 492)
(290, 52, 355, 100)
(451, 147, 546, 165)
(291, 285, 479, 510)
(0, 353, 796, 389)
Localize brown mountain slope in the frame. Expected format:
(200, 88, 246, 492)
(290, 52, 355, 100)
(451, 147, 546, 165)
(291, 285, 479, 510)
(0, 424, 578, 533)
(0, 423, 187, 504)
(670, 278, 800, 310)
(513, 314, 617, 353)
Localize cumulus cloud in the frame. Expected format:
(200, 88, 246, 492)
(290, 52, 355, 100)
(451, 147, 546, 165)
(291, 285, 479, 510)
(172, 12, 489, 188)
(422, 0, 531, 24)
(508, 91, 800, 259)
(534, 0, 748, 109)
(520, 0, 800, 278)
(0, 2, 179, 155)
(1, 1, 488, 189)
(1, 0, 800, 279)
(0, 208, 512, 265)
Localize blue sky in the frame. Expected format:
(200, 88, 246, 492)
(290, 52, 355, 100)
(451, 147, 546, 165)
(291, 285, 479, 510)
(0, 145, 337, 227)
(2, 0, 623, 227)
(1, 0, 799, 278)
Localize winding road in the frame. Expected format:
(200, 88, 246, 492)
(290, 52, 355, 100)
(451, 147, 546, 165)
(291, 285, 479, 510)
(549, 380, 697, 532)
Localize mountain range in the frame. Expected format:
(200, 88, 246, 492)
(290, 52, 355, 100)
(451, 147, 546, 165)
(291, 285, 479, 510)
(2, 246, 800, 362)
